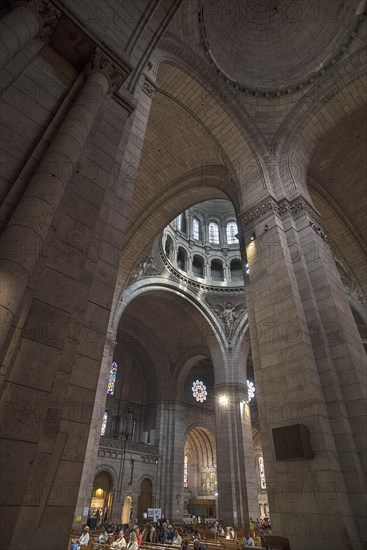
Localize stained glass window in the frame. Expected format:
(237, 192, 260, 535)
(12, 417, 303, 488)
(192, 380, 207, 402)
(101, 411, 108, 436)
(184, 454, 188, 487)
(259, 456, 266, 489)
(193, 218, 201, 240)
(226, 222, 239, 244)
(208, 222, 219, 244)
(247, 380, 255, 402)
(107, 362, 117, 396)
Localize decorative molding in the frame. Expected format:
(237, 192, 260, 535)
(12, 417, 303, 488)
(241, 198, 279, 225)
(88, 47, 129, 93)
(334, 252, 366, 313)
(112, 93, 136, 115)
(241, 196, 320, 226)
(49, 0, 132, 78)
(21, 0, 61, 36)
(159, 241, 245, 294)
(290, 198, 320, 223)
(128, 255, 161, 284)
(142, 77, 158, 98)
(206, 297, 246, 344)
(99, 437, 160, 457)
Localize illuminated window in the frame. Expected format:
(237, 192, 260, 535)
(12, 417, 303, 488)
(226, 222, 239, 244)
(192, 380, 207, 402)
(192, 218, 201, 240)
(247, 380, 255, 402)
(107, 362, 117, 396)
(259, 456, 266, 489)
(101, 411, 108, 436)
(208, 222, 219, 244)
(184, 455, 188, 487)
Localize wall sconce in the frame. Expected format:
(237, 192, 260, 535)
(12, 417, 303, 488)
(218, 394, 229, 406)
(250, 233, 256, 241)
(95, 488, 104, 498)
(264, 225, 268, 232)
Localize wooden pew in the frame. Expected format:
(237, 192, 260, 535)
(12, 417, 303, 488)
(260, 535, 291, 550)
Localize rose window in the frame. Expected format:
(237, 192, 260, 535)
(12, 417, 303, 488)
(192, 380, 207, 402)
(247, 380, 255, 402)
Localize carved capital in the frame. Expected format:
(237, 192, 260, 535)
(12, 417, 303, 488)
(241, 196, 320, 226)
(241, 198, 279, 225)
(88, 47, 129, 93)
(20, 0, 61, 37)
(289, 197, 320, 224)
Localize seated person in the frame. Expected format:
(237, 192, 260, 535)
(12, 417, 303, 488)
(110, 529, 127, 549)
(127, 531, 139, 550)
(166, 525, 174, 542)
(98, 527, 109, 544)
(71, 525, 90, 550)
(172, 529, 182, 546)
(193, 538, 207, 550)
(242, 532, 255, 547)
(134, 527, 142, 547)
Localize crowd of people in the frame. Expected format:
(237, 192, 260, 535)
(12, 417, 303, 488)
(70, 516, 272, 550)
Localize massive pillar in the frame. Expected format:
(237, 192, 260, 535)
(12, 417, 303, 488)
(215, 383, 259, 528)
(67, 76, 158, 528)
(73, 333, 117, 526)
(0, 48, 130, 550)
(0, 47, 126, 352)
(241, 194, 366, 550)
(155, 400, 186, 522)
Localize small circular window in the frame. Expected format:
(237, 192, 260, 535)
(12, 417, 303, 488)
(192, 380, 207, 402)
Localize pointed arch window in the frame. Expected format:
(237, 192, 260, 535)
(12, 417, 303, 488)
(107, 362, 118, 396)
(226, 221, 239, 244)
(259, 456, 266, 489)
(208, 221, 220, 244)
(101, 411, 108, 436)
(184, 454, 188, 487)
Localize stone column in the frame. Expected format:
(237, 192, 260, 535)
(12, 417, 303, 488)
(223, 261, 230, 282)
(0, 0, 60, 71)
(155, 400, 185, 521)
(240, 196, 365, 550)
(0, 48, 126, 350)
(215, 383, 259, 528)
(73, 333, 117, 526)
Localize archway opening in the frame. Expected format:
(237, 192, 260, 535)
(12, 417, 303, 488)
(137, 478, 153, 521)
(184, 427, 217, 521)
(90, 471, 112, 528)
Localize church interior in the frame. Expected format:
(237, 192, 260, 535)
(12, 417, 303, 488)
(0, 1, 366, 549)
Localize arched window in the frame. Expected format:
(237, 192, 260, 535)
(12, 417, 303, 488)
(226, 221, 239, 244)
(107, 362, 117, 396)
(178, 212, 187, 233)
(192, 217, 202, 240)
(211, 259, 224, 281)
(208, 221, 219, 244)
(259, 456, 266, 489)
(184, 455, 188, 487)
(192, 255, 204, 278)
(101, 411, 108, 436)
(165, 235, 174, 259)
(177, 247, 187, 271)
